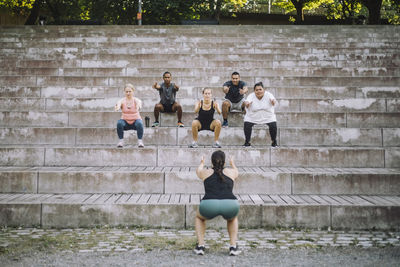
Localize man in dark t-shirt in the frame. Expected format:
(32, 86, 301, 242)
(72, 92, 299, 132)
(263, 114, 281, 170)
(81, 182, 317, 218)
(222, 72, 248, 127)
(152, 71, 184, 127)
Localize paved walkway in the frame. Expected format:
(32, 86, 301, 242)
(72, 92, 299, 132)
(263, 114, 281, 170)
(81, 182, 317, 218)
(1, 227, 400, 253)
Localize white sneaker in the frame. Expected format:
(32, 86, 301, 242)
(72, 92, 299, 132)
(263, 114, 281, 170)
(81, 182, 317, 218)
(189, 141, 198, 148)
(212, 141, 222, 148)
(117, 140, 124, 148)
(138, 139, 144, 148)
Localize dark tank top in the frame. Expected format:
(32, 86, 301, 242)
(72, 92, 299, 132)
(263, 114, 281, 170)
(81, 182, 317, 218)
(202, 171, 237, 200)
(196, 100, 214, 131)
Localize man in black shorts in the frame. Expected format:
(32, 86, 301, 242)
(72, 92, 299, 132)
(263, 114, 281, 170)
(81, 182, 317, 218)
(221, 71, 248, 127)
(152, 71, 184, 127)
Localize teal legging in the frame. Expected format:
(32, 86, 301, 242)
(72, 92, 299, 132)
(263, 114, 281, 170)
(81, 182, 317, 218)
(199, 199, 240, 220)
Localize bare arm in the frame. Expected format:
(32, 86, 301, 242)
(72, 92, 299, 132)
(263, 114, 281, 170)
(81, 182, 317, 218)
(152, 82, 161, 90)
(194, 100, 201, 113)
(214, 101, 222, 114)
(223, 85, 229, 94)
(223, 156, 239, 180)
(196, 156, 211, 180)
(173, 84, 179, 92)
(239, 86, 248, 95)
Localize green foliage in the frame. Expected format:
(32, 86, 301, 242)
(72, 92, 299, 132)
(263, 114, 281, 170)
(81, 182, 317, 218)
(382, 0, 400, 24)
(0, 0, 34, 16)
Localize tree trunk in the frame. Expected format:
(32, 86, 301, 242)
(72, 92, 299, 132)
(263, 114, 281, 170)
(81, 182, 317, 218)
(214, 0, 222, 21)
(361, 0, 383, 24)
(25, 0, 42, 25)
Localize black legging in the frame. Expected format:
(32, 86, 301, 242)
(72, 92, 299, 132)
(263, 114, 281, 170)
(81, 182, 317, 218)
(244, 121, 277, 144)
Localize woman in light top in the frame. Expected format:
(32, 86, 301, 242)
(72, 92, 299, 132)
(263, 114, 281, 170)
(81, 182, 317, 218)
(190, 88, 222, 148)
(115, 84, 144, 148)
(194, 150, 241, 256)
(243, 82, 278, 147)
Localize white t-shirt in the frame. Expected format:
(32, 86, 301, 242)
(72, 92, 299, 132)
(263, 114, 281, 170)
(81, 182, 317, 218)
(244, 91, 277, 124)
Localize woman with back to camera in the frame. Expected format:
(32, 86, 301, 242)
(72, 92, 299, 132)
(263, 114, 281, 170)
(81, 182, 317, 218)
(194, 150, 241, 256)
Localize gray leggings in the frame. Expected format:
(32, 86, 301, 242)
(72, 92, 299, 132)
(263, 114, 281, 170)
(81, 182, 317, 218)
(199, 199, 240, 220)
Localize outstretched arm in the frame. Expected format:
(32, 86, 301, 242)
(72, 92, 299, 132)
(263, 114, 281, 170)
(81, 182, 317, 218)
(225, 156, 239, 180)
(153, 82, 161, 90)
(196, 156, 207, 180)
(214, 101, 222, 114)
(194, 100, 201, 113)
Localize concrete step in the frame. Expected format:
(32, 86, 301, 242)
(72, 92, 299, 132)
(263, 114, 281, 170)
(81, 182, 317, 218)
(1, 97, 397, 114)
(1, 75, 399, 88)
(1, 166, 399, 195)
(1, 146, 399, 168)
(0, 192, 399, 229)
(1, 127, 399, 147)
(2, 86, 399, 99)
(2, 66, 399, 78)
(1, 111, 399, 128)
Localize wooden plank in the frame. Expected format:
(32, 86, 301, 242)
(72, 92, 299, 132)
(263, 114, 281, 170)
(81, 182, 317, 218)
(289, 195, 308, 204)
(137, 194, 151, 204)
(347, 195, 374, 206)
(269, 195, 287, 205)
(259, 194, 275, 204)
(148, 194, 161, 204)
(380, 196, 400, 205)
(158, 194, 171, 204)
(360, 195, 391, 206)
(104, 194, 122, 204)
(83, 194, 102, 204)
(280, 195, 297, 205)
(190, 194, 201, 204)
(180, 194, 190, 204)
(330, 195, 353, 205)
(239, 194, 254, 204)
(249, 194, 264, 205)
(126, 194, 142, 204)
(115, 194, 131, 204)
(318, 195, 341, 205)
(92, 194, 112, 204)
(298, 195, 319, 205)
(308, 195, 329, 205)
(169, 194, 181, 204)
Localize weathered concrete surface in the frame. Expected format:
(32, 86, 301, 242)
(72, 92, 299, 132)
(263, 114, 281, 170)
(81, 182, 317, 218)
(0, 171, 37, 193)
(158, 147, 270, 167)
(38, 171, 164, 193)
(292, 173, 400, 195)
(44, 147, 157, 167)
(0, 127, 76, 145)
(164, 172, 291, 194)
(0, 204, 41, 226)
(261, 205, 331, 229)
(41, 203, 185, 228)
(271, 148, 384, 168)
(385, 148, 400, 168)
(0, 148, 44, 166)
(331, 206, 400, 230)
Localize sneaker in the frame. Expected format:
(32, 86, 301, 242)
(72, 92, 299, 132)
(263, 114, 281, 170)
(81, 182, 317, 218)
(189, 141, 198, 148)
(152, 121, 159, 127)
(177, 121, 184, 127)
(117, 140, 124, 148)
(212, 141, 222, 148)
(229, 245, 241, 256)
(271, 141, 278, 147)
(222, 120, 229, 128)
(138, 140, 144, 148)
(194, 244, 205, 255)
(243, 142, 251, 147)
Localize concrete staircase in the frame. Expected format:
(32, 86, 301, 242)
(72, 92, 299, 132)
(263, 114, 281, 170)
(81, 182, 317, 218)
(0, 25, 399, 230)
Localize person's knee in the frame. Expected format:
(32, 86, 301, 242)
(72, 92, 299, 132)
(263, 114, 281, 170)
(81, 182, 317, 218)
(222, 101, 230, 109)
(117, 120, 125, 128)
(154, 103, 163, 111)
(173, 102, 182, 111)
(213, 120, 221, 129)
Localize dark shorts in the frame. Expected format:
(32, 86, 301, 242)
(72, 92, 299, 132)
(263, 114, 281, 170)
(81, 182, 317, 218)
(199, 199, 240, 220)
(161, 103, 174, 113)
(195, 118, 215, 132)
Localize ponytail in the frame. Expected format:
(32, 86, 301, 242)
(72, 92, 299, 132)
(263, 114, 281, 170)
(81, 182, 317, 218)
(211, 150, 226, 182)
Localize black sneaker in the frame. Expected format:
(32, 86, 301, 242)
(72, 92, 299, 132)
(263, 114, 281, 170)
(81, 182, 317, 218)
(271, 141, 278, 147)
(243, 142, 251, 147)
(229, 245, 241, 256)
(194, 244, 205, 255)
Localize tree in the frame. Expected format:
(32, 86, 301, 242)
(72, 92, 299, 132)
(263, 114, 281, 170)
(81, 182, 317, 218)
(24, 0, 42, 25)
(359, 0, 382, 24)
(290, 0, 313, 23)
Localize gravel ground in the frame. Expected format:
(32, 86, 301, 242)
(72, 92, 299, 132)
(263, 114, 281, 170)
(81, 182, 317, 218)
(2, 247, 400, 267)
